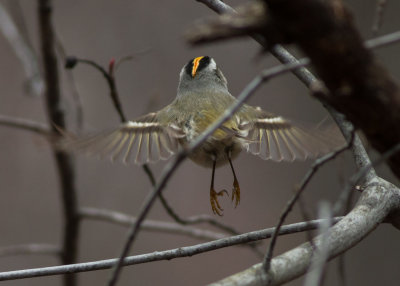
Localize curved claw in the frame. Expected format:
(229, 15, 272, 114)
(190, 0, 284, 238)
(231, 178, 240, 208)
(210, 188, 228, 216)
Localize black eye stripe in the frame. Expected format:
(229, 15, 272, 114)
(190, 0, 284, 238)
(184, 59, 194, 76)
(184, 56, 212, 76)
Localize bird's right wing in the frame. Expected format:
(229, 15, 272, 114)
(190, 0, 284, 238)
(61, 113, 184, 165)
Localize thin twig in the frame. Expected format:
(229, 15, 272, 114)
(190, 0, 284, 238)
(0, 244, 60, 257)
(107, 59, 311, 286)
(79, 207, 227, 241)
(38, 1, 79, 286)
(262, 133, 354, 272)
(65, 56, 127, 123)
(0, 114, 50, 135)
(0, 217, 342, 281)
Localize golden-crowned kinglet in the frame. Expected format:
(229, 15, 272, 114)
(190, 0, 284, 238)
(67, 56, 340, 215)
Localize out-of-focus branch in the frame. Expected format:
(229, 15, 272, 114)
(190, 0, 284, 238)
(303, 202, 332, 286)
(79, 207, 227, 241)
(0, 2, 44, 97)
(107, 59, 310, 286)
(0, 217, 342, 281)
(0, 114, 50, 136)
(0, 244, 60, 257)
(38, 1, 79, 286)
(372, 0, 387, 36)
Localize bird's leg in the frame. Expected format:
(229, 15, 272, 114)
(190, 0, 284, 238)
(228, 153, 240, 208)
(210, 159, 228, 216)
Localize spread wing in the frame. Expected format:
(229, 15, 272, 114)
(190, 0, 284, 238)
(239, 110, 343, 162)
(61, 112, 184, 165)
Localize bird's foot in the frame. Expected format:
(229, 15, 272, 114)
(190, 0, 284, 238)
(210, 188, 229, 216)
(231, 178, 240, 208)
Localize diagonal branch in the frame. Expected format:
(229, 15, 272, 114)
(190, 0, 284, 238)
(0, 217, 343, 281)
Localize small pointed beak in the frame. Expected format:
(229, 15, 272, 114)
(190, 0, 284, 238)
(191, 56, 204, 78)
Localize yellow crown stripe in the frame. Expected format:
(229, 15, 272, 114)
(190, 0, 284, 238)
(192, 56, 204, 77)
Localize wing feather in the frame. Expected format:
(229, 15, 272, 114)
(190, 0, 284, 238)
(61, 112, 183, 165)
(240, 112, 343, 162)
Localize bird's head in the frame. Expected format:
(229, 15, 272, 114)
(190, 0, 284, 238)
(177, 56, 228, 95)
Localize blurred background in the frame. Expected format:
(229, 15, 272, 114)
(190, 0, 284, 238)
(1, 0, 400, 285)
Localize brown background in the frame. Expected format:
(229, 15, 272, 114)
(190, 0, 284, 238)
(1, 0, 400, 285)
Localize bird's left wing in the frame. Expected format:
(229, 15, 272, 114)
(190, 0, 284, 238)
(238, 109, 343, 162)
(61, 112, 184, 165)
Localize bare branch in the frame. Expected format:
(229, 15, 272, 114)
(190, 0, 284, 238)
(79, 207, 227, 241)
(0, 244, 60, 257)
(0, 114, 51, 136)
(38, 1, 79, 285)
(65, 56, 127, 123)
(0, 217, 342, 281)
